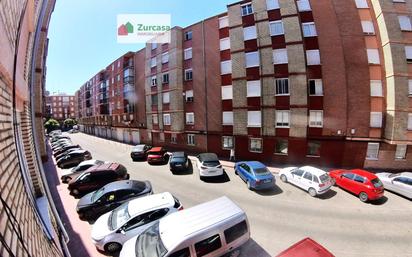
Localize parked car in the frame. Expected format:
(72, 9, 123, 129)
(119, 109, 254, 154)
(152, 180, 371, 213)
(276, 237, 335, 257)
(119, 196, 250, 257)
(91, 192, 183, 253)
(279, 166, 333, 197)
(76, 180, 153, 221)
(234, 161, 275, 190)
(146, 147, 168, 164)
(51, 135, 70, 143)
(53, 144, 80, 156)
(376, 172, 412, 199)
(196, 153, 224, 179)
(55, 147, 82, 160)
(169, 151, 189, 173)
(60, 159, 104, 183)
(57, 150, 92, 169)
(51, 139, 71, 148)
(67, 162, 130, 197)
(329, 169, 384, 202)
(130, 144, 152, 161)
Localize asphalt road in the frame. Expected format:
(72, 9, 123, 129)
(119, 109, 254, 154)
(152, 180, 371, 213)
(65, 132, 412, 257)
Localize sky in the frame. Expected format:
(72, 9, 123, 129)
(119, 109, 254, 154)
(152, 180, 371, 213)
(46, 0, 233, 95)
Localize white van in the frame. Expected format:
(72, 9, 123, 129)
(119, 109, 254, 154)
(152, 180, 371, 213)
(119, 196, 250, 257)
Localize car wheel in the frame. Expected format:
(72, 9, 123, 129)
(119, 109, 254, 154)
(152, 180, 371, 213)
(308, 188, 317, 197)
(235, 169, 238, 175)
(71, 189, 79, 196)
(104, 242, 122, 253)
(280, 174, 287, 183)
(359, 192, 369, 202)
(247, 180, 252, 190)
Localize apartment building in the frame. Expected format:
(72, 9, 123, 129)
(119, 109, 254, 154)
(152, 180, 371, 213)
(45, 93, 76, 121)
(78, 0, 412, 169)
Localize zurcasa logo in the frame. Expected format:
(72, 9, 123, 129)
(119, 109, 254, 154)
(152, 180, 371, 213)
(117, 14, 171, 44)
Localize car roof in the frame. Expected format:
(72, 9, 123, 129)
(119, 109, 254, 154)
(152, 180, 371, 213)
(70, 149, 87, 154)
(149, 147, 164, 152)
(159, 196, 245, 250)
(100, 180, 146, 193)
(127, 192, 174, 217)
(79, 159, 102, 166)
(241, 161, 266, 169)
(399, 172, 412, 178)
(300, 166, 327, 176)
(276, 237, 334, 257)
(198, 153, 219, 162)
(171, 152, 186, 157)
(86, 163, 124, 173)
(346, 169, 377, 180)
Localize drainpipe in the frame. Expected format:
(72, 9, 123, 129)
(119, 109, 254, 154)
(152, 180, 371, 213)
(202, 20, 209, 151)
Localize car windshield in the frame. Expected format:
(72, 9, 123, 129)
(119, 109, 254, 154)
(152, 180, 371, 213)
(172, 157, 186, 162)
(109, 202, 130, 230)
(388, 173, 401, 178)
(254, 167, 270, 175)
(319, 174, 330, 183)
(133, 145, 145, 151)
(92, 187, 105, 202)
(371, 178, 383, 188)
(135, 222, 168, 257)
(203, 161, 220, 167)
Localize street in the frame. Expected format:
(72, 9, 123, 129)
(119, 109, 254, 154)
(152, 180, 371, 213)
(54, 133, 412, 257)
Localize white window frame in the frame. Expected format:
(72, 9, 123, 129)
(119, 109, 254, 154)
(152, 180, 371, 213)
(151, 76, 157, 87)
(152, 114, 158, 125)
(221, 85, 233, 100)
(150, 57, 156, 68)
(245, 51, 260, 68)
(221, 60, 232, 75)
(161, 52, 169, 64)
(408, 113, 412, 130)
(151, 43, 158, 50)
(395, 145, 407, 160)
(408, 80, 412, 96)
(219, 16, 229, 28)
(398, 16, 412, 31)
(306, 50, 321, 65)
(222, 111, 234, 125)
(243, 26, 257, 41)
(273, 48, 288, 64)
(308, 79, 323, 96)
(162, 73, 169, 84)
(297, 0, 311, 11)
(171, 134, 177, 144)
(187, 134, 195, 146)
(249, 138, 263, 153)
(275, 78, 289, 96)
(309, 110, 323, 128)
(361, 21, 375, 34)
(222, 136, 234, 149)
(184, 48, 193, 60)
(184, 68, 193, 81)
(163, 113, 171, 125)
(276, 110, 290, 128)
(186, 112, 195, 125)
(302, 22, 317, 37)
(269, 21, 284, 36)
(241, 3, 253, 16)
(185, 90, 194, 102)
(220, 38, 230, 51)
(355, 0, 369, 8)
(247, 111, 262, 127)
(405, 46, 412, 61)
(367, 49, 380, 64)
(266, 0, 280, 10)
(370, 80, 383, 97)
(247, 80, 261, 97)
(162, 92, 170, 104)
(366, 142, 379, 160)
(370, 112, 383, 128)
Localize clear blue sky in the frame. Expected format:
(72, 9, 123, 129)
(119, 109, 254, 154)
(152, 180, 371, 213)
(46, 0, 233, 95)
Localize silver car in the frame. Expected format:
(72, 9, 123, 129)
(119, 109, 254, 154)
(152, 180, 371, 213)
(376, 172, 412, 199)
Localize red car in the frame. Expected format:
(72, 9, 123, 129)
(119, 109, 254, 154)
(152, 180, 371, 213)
(329, 169, 384, 202)
(276, 237, 335, 257)
(147, 147, 167, 164)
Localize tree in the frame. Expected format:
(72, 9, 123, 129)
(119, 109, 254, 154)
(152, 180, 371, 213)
(44, 118, 60, 133)
(63, 118, 76, 127)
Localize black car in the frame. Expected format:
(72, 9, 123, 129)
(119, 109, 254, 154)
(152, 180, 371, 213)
(130, 144, 152, 161)
(76, 180, 152, 221)
(57, 150, 92, 168)
(55, 148, 82, 161)
(169, 152, 189, 173)
(60, 159, 104, 183)
(53, 144, 81, 157)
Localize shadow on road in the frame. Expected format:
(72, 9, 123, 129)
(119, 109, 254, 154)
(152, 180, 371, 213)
(255, 185, 283, 196)
(240, 238, 271, 257)
(317, 189, 337, 200)
(370, 196, 388, 205)
(201, 170, 231, 183)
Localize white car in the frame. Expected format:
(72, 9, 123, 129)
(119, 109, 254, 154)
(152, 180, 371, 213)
(376, 172, 412, 199)
(91, 192, 183, 253)
(196, 153, 224, 179)
(279, 166, 333, 197)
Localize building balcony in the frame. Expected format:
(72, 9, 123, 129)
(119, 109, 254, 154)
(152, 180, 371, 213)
(123, 75, 134, 84)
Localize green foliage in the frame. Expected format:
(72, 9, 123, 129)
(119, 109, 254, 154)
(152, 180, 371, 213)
(63, 118, 76, 126)
(44, 118, 60, 132)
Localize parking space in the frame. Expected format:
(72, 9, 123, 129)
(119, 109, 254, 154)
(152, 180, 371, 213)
(47, 132, 412, 257)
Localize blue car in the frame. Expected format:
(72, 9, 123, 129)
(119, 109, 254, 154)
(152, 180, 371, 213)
(234, 161, 275, 190)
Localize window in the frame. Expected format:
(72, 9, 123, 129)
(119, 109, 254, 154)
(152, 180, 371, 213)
(151, 76, 157, 86)
(241, 3, 253, 16)
(224, 220, 248, 244)
(302, 22, 317, 37)
(221, 60, 232, 74)
(353, 175, 365, 184)
(243, 26, 257, 41)
(273, 49, 288, 64)
(249, 138, 262, 152)
(275, 139, 288, 155)
(222, 111, 234, 125)
(186, 112, 194, 125)
(221, 85, 233, 100)
(151, 43, 158, 50)
(245, 51, 260, 67)
(117, 74, 121, 82)
(393, 0, 406, 2)
(291, 169, 304, 177)
(248, 111, 261, 127)
(275, 78, 289, 95)
(195, 234, 222, 257)
(405, 46, 412, 62)
(303, 172, 313, 181)
(269, 21, 284, 36)
(409, 80, 412, 96)
(247, 80, 261, 97)
(161, 52, 169, 64)
(408, 113, 412, 130)
(185, 90, 194, 102)
(309, 111, 323, 127)
(307, 141, 321, 157)
(355, 0, 368, 8)
(370, 112, 383, 128)
(151, 94, 158, 105)
(367, 49, 380, 64)
(361, 21, 375, 34)
(398, 16, 412, 31)
(152, 114, 158, 124)
(184, 31, 192, 41)
(150, 57, 156, 68)
(187, 134, 195, 145)
(306, 50, 321, 65)
(159, 133, 165, 142)
(184, 69, 193, 81)
(297, 0, 311, 11)
(163, 114, 171, 125)
(169, 248, 190, 257)
(184, 48, 192, 60)
(219, 16, 229, 28)
(220, 38, 230, 51)
(370, 80, 383, 97)
(162, 92, 170, 104)
(171, 134, 177, 144)
(276, 110, 290, 128)
(309, 79, 323, 95)
(266, 0, 280, 10)
(222, 136, 234, 149)
(162, 73, 169, 84)
(395, 145, 407, 159)
(366, 143, 379, 159)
